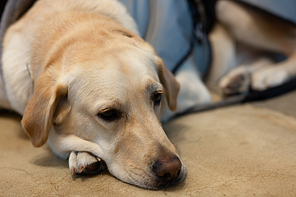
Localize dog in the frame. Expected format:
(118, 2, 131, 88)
(1, 0, 294, 190)
(0, 0, 187, 189)
(206, 0, 296, 96)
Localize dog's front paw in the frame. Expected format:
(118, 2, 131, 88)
(219, 67, 251, 96)
(69, 151, 107, 175)
(252, 67, 290, 91)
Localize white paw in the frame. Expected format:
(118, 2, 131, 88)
(252, 67, 290, 91)
(69, 151, 106, 175)
(219, 66, 250, 96)
(160, 60, 211, 121)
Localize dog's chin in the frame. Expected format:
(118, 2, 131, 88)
(114, 164, 187, 190)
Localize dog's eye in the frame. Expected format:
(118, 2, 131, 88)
(153, 92, 162, 106)
(98, 109, 121, 121)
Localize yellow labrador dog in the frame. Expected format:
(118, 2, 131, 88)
(0, 0, 186, 189)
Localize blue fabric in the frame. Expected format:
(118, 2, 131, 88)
(118, 0, 196, 73)
(117, 0, 150, 38)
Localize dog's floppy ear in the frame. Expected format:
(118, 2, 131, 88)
(117, 30, 180, 111)
(156, 58, 180, 111)
(21, 73, 69, 147)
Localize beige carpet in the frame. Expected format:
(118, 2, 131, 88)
(1, 102, 296, 196)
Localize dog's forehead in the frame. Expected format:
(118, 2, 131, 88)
(69, 48, 162, 109)
(120, 49, 159, 78)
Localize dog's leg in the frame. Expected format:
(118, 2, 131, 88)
(47, 133, 107, 175)
(206, 22, 236, 88)
(215, 0, 296, 93)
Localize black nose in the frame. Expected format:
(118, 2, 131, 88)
(153, 154, 182, 181)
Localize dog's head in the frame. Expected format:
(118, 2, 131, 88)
(21, 28, 186, 189)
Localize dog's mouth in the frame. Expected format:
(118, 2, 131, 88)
(74, 157, 186, 189)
